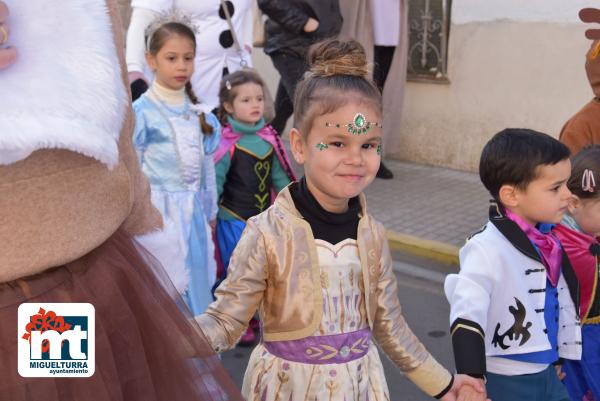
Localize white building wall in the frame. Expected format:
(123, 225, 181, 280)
(393, 1, 596, 171)
(452, 0, 596, 24)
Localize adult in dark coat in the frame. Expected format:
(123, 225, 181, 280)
(258, 0, 343, 134)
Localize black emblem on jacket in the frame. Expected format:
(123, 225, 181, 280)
(491, 297, 532, 350)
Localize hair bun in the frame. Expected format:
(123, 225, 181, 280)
(307, 39, 370, 78)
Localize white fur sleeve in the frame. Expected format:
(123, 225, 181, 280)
(125, 7, 158, 73)
(0, 0, 126, 167)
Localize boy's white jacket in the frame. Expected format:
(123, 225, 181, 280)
(445, 213, 582, 365)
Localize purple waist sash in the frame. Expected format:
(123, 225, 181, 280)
(263, 328, 371, 364)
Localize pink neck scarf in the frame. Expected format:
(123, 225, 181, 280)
(505, 209, 562, 287)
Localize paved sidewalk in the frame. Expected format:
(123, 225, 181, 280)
(366, 160, 490, 246)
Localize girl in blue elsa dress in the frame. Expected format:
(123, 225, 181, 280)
(133, 16, 220, 315)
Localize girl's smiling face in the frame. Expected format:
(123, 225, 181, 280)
(290, 102, 382, 213)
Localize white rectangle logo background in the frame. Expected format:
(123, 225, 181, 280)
(18, 303, 95, 378)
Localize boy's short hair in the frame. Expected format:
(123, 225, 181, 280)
(479, 128, 570, 199)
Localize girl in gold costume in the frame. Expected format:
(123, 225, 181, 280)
(197, 39, 487, 401)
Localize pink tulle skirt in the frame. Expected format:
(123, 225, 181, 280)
(0, 230, 242, 401)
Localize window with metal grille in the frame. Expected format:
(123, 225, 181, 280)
(407, 0, 451, 82)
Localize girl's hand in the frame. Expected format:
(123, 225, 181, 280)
(303, 17, 319, 33)
(0, 1, 17, 70)
(455, 384, 488, 401)
(209, 219, 217, 230)
(440, 375, 490, 401)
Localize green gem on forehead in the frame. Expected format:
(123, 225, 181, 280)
(354, 113, 366, 129)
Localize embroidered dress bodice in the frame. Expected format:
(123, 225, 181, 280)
(215, 118, 294, 222)
(220, 146, 274, 220)
(314, 239, 369, 335)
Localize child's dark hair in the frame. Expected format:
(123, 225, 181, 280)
(146, 22, 214, 135)
(293, 39, 382, 135)
(217, 69, 265, 124)
(568, 145, 600, 199)
(479, 128, 570, 200)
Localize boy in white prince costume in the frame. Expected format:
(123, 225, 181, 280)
(445, 129, 581, 401)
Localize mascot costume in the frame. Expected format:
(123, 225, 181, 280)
(0, 1, 242, 400)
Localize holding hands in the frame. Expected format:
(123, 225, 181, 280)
(0, 1, 17, 70)
(442, 375, 490, 401)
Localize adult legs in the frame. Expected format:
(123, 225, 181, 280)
(270, 81, 294, 135)
(373, 45, 397, 179)
(373, 45, 396, 92)
(269, 52, 308, 135)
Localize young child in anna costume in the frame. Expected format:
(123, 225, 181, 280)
(213, 69, 296, 344)
(214, 69, 296, 272)
(554, 146, 600, 401)
(446, 129, 581, 401)
(197, 38, 486, 401)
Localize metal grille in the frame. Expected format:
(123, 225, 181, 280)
(407, 0, 451, 82)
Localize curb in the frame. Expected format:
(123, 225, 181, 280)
(386, 229, 459, 266)
(392, 260, 447, 284)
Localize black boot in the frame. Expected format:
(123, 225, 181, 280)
(376, 162, 394, 179)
